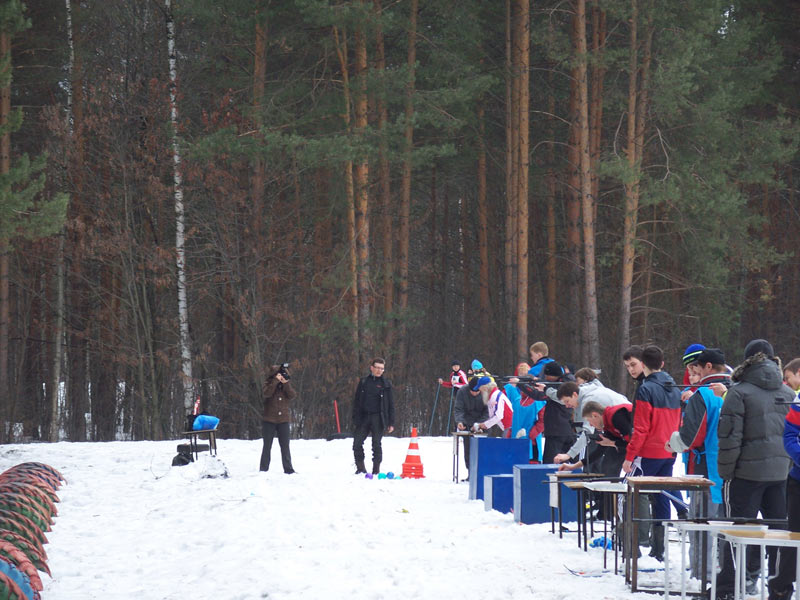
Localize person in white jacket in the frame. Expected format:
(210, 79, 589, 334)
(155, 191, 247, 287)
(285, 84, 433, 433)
(474, 377, 513, 437)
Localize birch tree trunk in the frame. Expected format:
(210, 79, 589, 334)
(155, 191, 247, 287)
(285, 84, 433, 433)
(576, 0, 600, 367)
(165, 0, 193, 414)
(49, 0, 76, 442)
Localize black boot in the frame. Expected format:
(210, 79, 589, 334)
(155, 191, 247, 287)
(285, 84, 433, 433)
(372, 461, 381, 475)
(648, 524, 665, 562)
(355, 459, 366, 474)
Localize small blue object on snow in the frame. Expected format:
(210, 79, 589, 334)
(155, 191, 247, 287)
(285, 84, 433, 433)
(192, 414, 220, 430)
(590, 536, 613, 549)
(387, 472, 394, 479)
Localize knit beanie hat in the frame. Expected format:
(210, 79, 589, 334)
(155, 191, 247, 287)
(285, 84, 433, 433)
(471, 359, 483, 371)
(475, 376, 492, 389)
(543, 362, 564, 377)
(744, 339, 774, 359)
(468, 377, 481, 391)
(682, 343, 705, 366)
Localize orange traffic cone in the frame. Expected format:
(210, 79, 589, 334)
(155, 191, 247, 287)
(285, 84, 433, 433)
(401, 427, 425, 479)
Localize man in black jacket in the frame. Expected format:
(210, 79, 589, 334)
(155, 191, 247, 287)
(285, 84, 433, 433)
(352, 357, 395, 475)
(713, 339, 793, 600)
(521, 361, 577, 464)
(453, 377, 490, 476)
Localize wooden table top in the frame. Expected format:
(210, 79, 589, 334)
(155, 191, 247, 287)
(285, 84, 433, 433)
(719, 529, 800, 542)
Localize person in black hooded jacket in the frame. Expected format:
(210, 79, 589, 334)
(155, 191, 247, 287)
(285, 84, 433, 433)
(713, 339, 793, 600)
(352, 357, 395, 475)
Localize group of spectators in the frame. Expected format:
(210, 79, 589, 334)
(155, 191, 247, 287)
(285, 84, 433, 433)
(443, 338, 800, 600)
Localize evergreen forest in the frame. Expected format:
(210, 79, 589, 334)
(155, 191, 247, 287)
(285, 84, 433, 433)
(0, 0, 798, 442)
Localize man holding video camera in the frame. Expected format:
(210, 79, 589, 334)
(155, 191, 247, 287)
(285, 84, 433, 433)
(260, 363, 296, 474)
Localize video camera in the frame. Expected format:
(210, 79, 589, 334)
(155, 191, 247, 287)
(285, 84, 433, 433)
(277, 362, 291, 381)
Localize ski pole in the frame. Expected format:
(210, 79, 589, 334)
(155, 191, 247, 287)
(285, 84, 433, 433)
(445, 386, 455, 435)
(429, 382, 441, 436)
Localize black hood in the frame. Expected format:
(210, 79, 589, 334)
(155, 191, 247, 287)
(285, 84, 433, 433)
(731, 352, 784, 390)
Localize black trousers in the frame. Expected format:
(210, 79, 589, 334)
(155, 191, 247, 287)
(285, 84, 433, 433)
(260, 421, 294, 473)
(769, 476, 800, 594)
(353, 413, 384, 467)
(716, 478, 787, 594)
(543, 435, 575, 464)
(463, 434, 472, 470)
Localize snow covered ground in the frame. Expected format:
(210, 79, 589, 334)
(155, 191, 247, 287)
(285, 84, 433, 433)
(0, 434, 685, 599)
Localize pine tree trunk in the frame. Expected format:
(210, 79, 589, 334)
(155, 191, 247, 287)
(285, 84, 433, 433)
(576, 0, 600, 367)
(505, 0, 518, 343)
(545, 43, 558, 342)
(373, 0, 393, 341)
(477, 104, 490, 340)
(0, 30, 10, 439)
(566, 11, 584, 364)
(515, 0, 530, 359)
(333, 27, 359, 355)
(618, 0, 640, 389)
(590, 3, 606, 211)
(251, 8, 267, 233)
(397, 0, 417, 371)
(354, 21, 370, 359)
(165, 0, 193, 414)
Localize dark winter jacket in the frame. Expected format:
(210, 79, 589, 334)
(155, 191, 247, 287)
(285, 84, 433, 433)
(522, 373, 576, 439)
(454, 384, 489, 428)
(717, 353, 792, 482)
(626, 370, 682, 461)
(263, 365, 296, 424)
(353, 374, 394, 430)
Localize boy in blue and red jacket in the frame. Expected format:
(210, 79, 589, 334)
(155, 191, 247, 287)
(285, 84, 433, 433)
(767, 387, 800, 600)
(622, 345, 682, 562)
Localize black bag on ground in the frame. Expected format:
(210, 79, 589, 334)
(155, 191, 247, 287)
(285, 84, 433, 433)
(172, 451, 193, 467)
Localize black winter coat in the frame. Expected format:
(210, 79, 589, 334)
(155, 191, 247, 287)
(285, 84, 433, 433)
(717, 353, 793, 482)
(453, 385, 489, 428)
(353, 375, 395, 429)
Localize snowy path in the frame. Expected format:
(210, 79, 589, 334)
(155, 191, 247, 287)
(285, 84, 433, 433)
(0, 436, 675, 599)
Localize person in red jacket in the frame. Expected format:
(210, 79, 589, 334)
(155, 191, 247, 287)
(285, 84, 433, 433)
(622, 345, 682, 562)
(438, 360, 468, 390)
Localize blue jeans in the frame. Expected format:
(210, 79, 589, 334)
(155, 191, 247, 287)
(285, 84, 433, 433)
(640, 456, 677, 520)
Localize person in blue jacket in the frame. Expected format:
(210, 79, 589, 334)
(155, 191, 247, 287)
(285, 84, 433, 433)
(768, 376, 800, 600)
(528, 341, 554, 378)
(666, 348, 731, 581)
